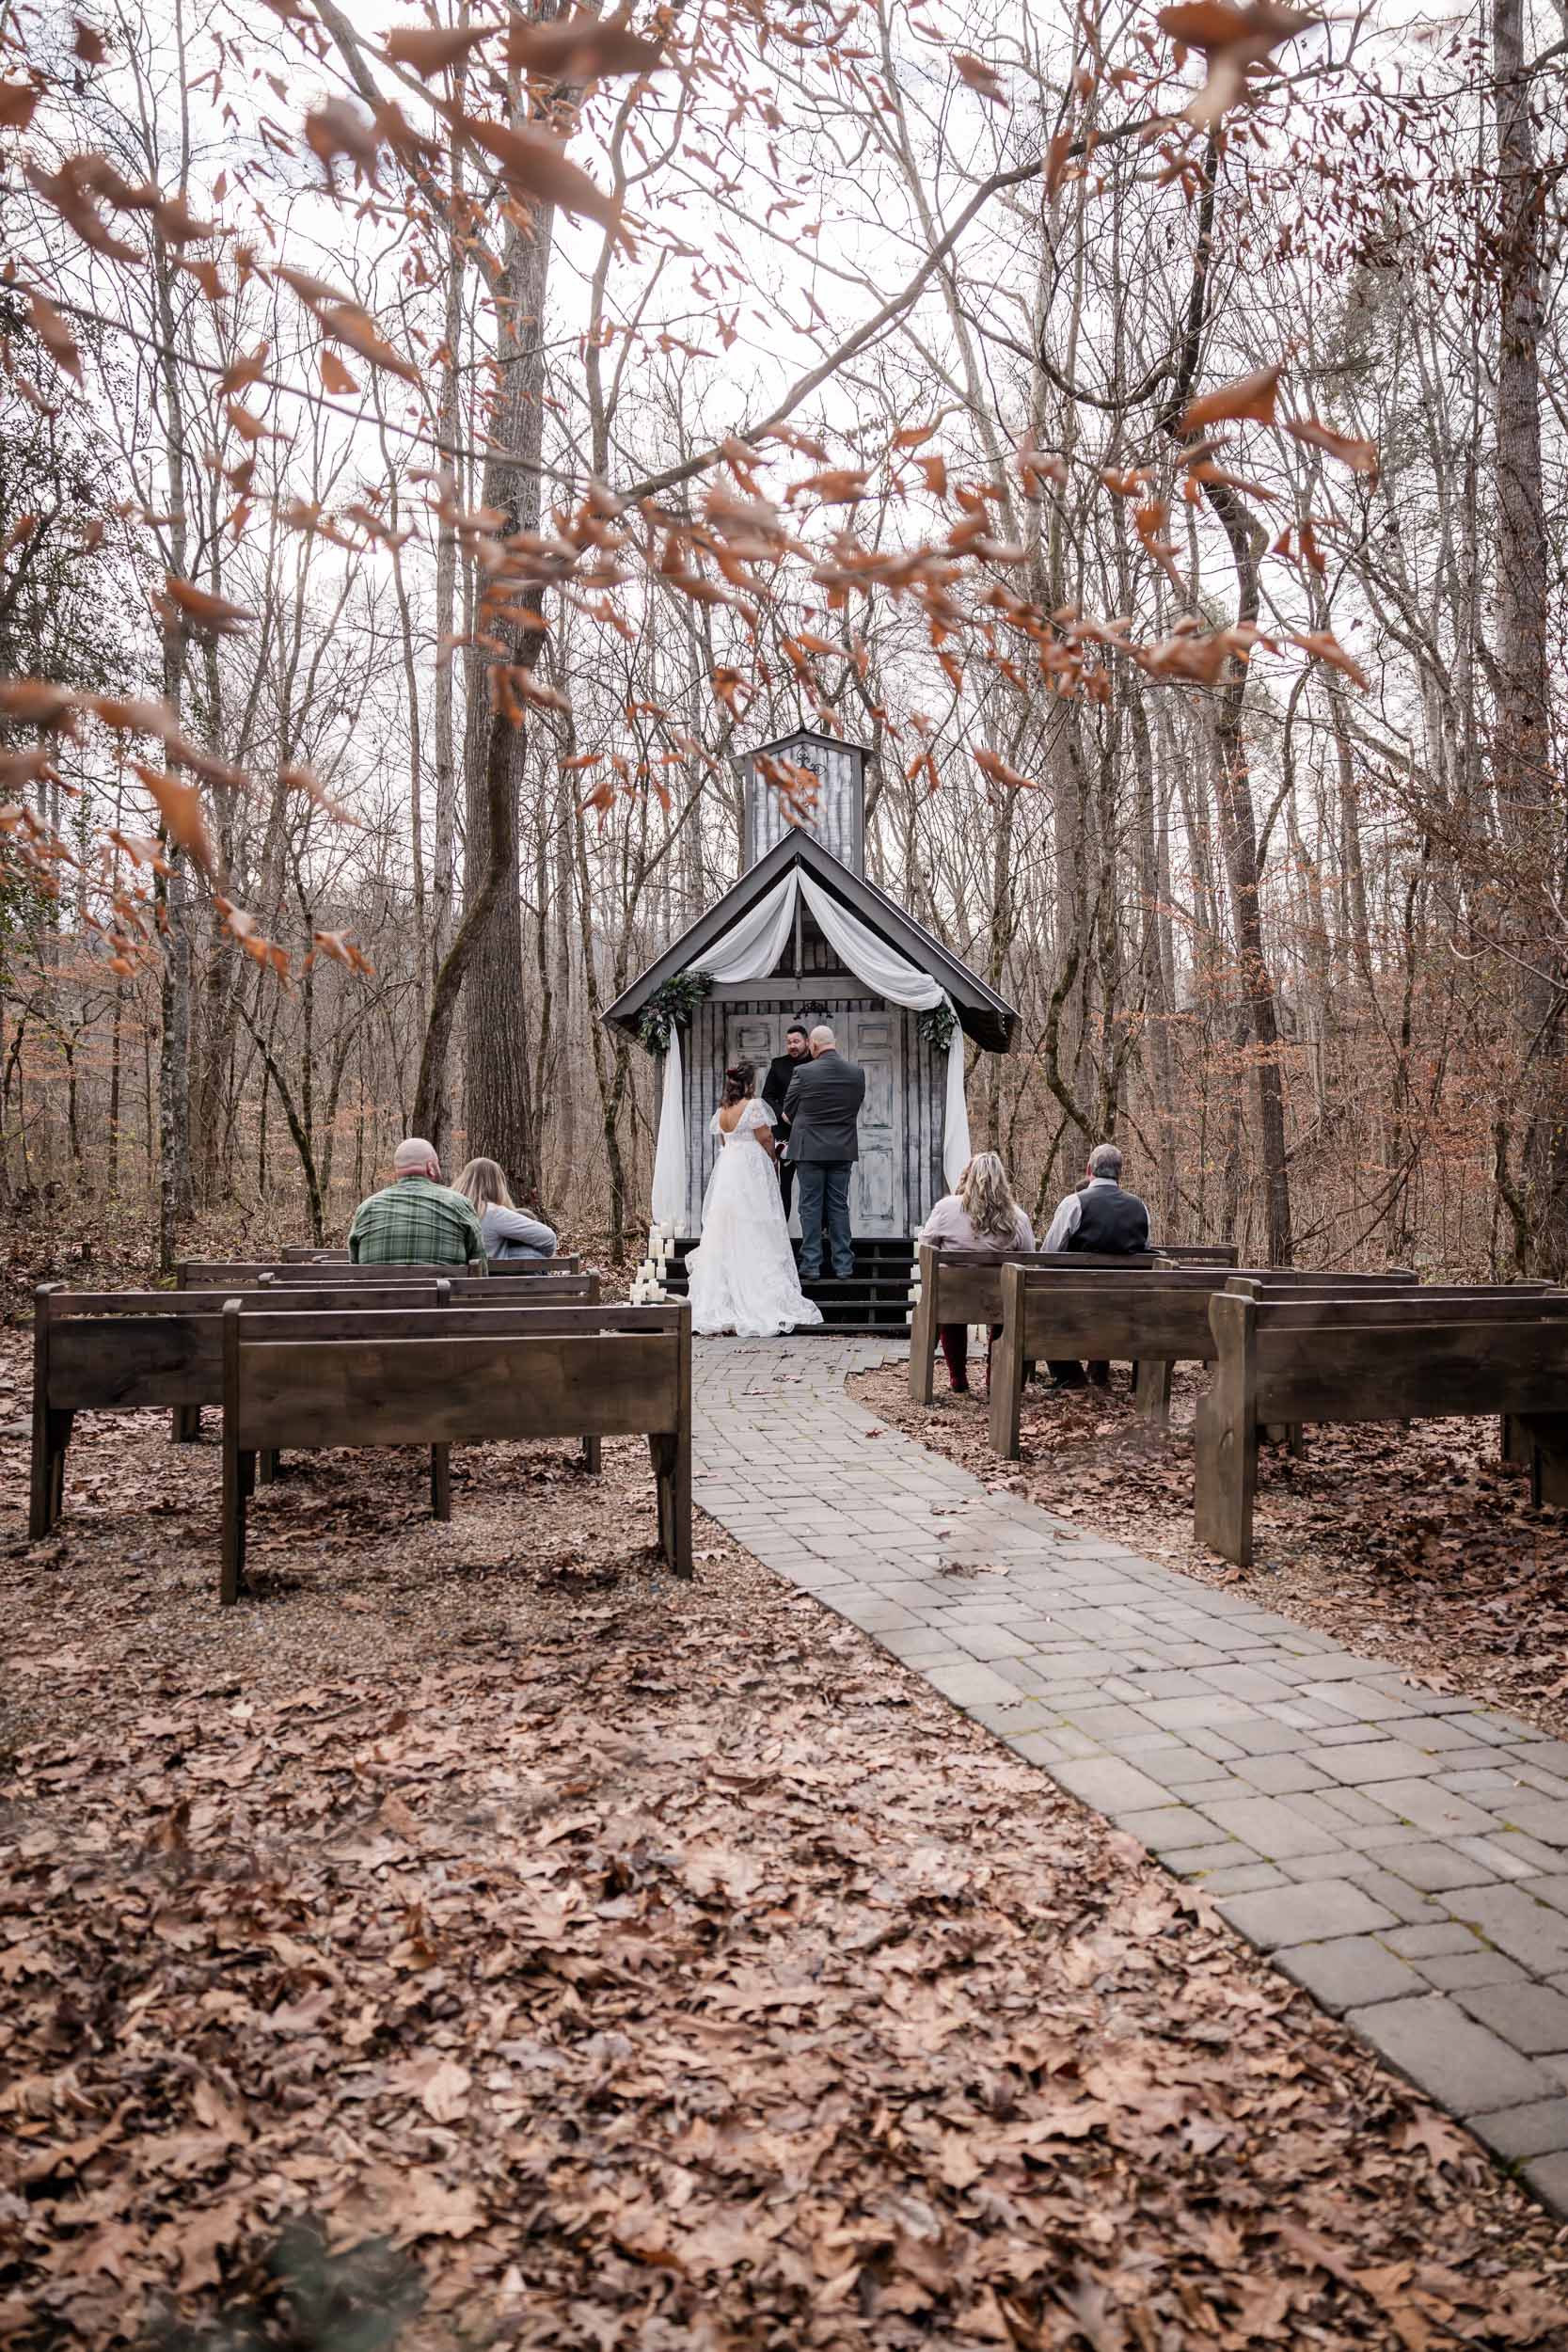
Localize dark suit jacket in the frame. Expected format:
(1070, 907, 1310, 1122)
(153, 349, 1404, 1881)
(761, 1051, 807, 1147)
(783, 1050, 866, 1164)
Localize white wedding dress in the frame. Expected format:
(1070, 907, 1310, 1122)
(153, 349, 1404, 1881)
(685, 1097, 825, 1338)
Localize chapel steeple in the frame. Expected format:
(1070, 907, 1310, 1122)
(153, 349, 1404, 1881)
(742, 726, 865, 877)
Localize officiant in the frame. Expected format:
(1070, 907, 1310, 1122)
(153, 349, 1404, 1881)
(761, 1021, 811, 1218)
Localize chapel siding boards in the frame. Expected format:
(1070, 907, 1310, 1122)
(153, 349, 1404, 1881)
(744, 739, 863, 875)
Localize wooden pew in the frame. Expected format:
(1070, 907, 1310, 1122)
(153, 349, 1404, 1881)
(32, 1274, 609, 1534)
(278, 1246, 581, 1272)
(986, 1266, 1430, 1459)
(909, 1242, 1241, 1405)
(172, 1262, 596, 1439)
(1194, 1283, 1568, 1566)
(29, 1281, 448, 1538)
(220, 1300, 691, 1604)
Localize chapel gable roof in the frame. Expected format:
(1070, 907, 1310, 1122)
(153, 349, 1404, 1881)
(604, 826, 1019, 1053)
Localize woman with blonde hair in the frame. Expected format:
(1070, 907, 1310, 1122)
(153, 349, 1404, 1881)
(916, 1152, 1035, 1393)
(452, 1157, 558, 1262)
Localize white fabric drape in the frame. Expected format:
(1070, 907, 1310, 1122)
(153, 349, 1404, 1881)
(649, 874, 799, 1227)
(648, 868, 972, 1232)
(796, 873, 972, 1189)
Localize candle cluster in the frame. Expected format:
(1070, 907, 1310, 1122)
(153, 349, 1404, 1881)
(631, 1220, 678, 1306)
(906, 1270, 922, 1325)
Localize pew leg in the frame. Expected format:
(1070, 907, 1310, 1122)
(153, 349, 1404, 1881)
(27, 1392, 52, 1543)
(1132, 1358, 1173, 1427)
(988, 1311, 1025, 1460)
(581, 1435, 602, 1473)
(650, 1428, 692, 1578)
(257, 1450, 279, 1486)
(431, 1444, 452, 1521)
(671, 1417, 692, 1578)
(1502, 1414, 1531, 1468)
(1193, 1396, 1259, 1568)
(221, 1442, 250, 1605)
(172, 1405, 202, 1444)
(29, 1400, 59, 1539)
(1518, 1414, 1568, 1508)
(909, 1287, 936, 1406)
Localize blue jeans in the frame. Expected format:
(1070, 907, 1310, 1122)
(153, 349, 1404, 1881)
(796, 1160, 853, 1279)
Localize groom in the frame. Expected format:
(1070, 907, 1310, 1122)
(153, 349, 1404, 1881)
(783, 1024, 865, 1281)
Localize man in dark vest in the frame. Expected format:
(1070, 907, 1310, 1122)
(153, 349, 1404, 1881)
(761, 1021, 811, 1220)
(1040, 1141, 1150, 1390)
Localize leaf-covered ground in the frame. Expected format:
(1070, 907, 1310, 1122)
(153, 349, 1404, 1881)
(4, 1341, 1568, 2348)
(849, 1364, 1568, 1746)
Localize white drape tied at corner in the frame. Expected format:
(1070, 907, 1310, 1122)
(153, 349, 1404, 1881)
(648, 867, 972, 1231)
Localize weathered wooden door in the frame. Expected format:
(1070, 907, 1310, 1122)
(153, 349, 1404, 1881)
(846, 1009, 903, 1235)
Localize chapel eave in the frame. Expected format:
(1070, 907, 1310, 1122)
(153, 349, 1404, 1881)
(603, 826, 1019, 1054)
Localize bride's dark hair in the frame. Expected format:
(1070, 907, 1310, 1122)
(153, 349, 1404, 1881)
(721, 1060, 755, 1108)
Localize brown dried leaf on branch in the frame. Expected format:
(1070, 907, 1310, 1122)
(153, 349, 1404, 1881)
(1157, 2, 1321, 126)
(1292, 628, 1370, 688)
(26, 294, 83, 383)
(1286, 415, 1381, 479)
(154, 574, 256, 639)
(0, 77, 41, 130)
(954, 52, 1010, 105)
(383, 24, 494, 77)
(130, 762, 214, 878)
(448, 109, 622, 228)
(506, 14, 667, 81)
(975, 747, 1037, 789)
(1179, 359, 1284, 433)
(316, 300, 422, 383)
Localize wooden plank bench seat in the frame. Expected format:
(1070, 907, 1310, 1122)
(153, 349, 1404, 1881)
(983, 1266, 1436, 1457)
(909, 1242, 1241, 1405)
(29, 1281, 448, 1537)
(1195, 1282, 1568, 1566)
(220, 1300, 691, 1603)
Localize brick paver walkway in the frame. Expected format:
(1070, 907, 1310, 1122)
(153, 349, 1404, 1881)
(694, 1336, 1568, 2214)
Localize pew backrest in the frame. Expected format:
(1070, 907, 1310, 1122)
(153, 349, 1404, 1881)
(224, 1301, 688, 1451)
(1217, 1287, 1568, 1427)
(1002, 1263, 1430, 1363)
(263, 1261, 590, 1290)
(35, 1280, 452, 1411)
(277, 1245, 581, 1273)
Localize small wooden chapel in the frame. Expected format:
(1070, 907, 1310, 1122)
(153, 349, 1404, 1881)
(606, 729, 1020, 1323)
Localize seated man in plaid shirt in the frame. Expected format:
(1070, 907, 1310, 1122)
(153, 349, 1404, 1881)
(348, 1136, 488, 1270)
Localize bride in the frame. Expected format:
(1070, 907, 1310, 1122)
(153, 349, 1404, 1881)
(685, 1060, 825, 1338)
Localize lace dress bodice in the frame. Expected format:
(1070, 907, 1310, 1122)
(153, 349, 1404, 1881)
(711, 1099, 769, 1146)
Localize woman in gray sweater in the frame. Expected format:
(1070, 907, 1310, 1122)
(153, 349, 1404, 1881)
(452, 1158, 558, 1261)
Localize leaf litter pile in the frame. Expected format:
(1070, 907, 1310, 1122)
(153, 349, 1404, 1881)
(3, 1341, 1568, 2348)
(853, 1364, 1568, 1745)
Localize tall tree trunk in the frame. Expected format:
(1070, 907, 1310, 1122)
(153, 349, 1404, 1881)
(1161, 131, 1293, 1263)
(456, 91, 556, 1192)
(1493, 0, 1563, 1271)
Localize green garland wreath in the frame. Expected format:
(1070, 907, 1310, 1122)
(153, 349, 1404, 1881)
(917, 1001, 957, 1056)
(636, 968, 713, 1054)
